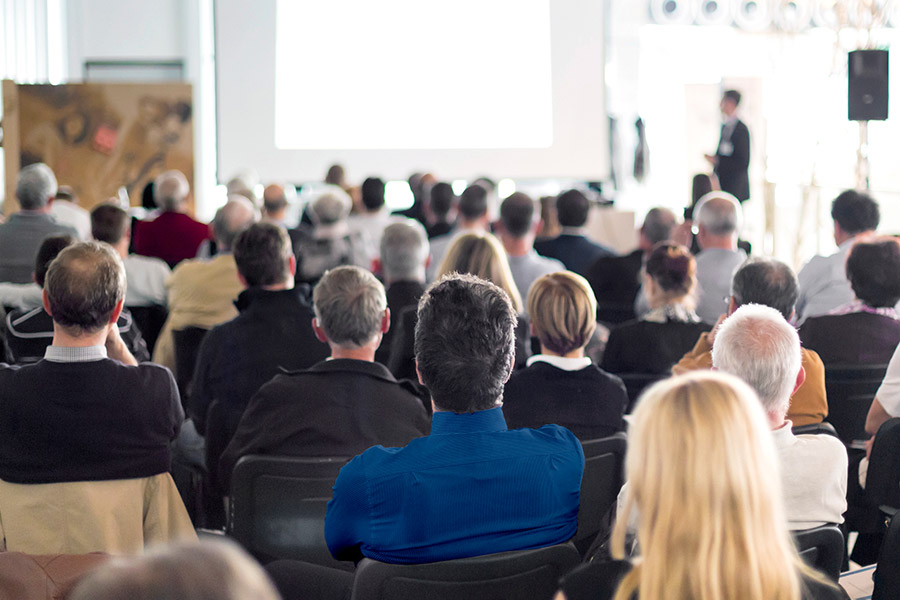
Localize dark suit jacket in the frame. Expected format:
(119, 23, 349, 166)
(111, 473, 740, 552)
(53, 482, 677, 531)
(503, 362, 627, 441)
(601, 319, 710, 375)
(375, 280, 426, 367)
(534, 234, 615, 277)
(798, 312, 900, 366)
(714, 119, 751, 202)
(585, 249, 643, 325)
(218, 359, 431, 492)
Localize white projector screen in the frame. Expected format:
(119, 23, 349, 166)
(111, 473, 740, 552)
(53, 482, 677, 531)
(215, 0, 608, 182)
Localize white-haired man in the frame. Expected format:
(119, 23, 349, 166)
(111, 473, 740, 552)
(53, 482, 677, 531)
(0, 163, 79, 283)
(693, 192, 747, 325)
(712, 303, 847, 529)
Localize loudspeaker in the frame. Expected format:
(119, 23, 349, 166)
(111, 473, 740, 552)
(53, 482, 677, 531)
(848, 50, 889, 121)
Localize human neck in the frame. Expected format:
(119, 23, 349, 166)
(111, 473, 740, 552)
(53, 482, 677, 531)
(329, 341, 378, 362)
(459, 217, 486, 231)
(52, 325, 106, 348)
(114, 239, 130, 259)
(539, 345, 585, 359)
(502, 236, 531, 258)
(20, 205, 52, 215)
(767, 412, 788, 430)
(259, 277, 293, 292)
(385, 271, 425, 286)
(699, 235, 736, 251)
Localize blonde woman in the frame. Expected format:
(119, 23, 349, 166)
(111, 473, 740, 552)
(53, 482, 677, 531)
(557, 372, 844, 600)
(503, 272, 627, 440)
(600, 242, 707, 375)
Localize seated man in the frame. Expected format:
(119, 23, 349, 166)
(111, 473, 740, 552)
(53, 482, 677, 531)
(534, 189, 613, 277)
(6, 235, 149, 364)
(691, 192, 747, 325)
(674, 257, 827, 427)
(712, 304, 847, 529)
(218, 265, 430, 493)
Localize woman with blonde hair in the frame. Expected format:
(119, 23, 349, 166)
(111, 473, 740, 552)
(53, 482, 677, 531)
(558, 371, 844, 600)
(503, 271, 627, 440)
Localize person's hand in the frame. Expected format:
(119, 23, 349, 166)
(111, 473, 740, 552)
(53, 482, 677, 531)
(866, 435, 875, 459)
(706, 313, 728, 346)
(704, 153, 716, 165)
(105, 322, 138, 366)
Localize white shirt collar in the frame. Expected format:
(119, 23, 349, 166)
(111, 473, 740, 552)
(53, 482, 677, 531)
(44, 345, 108, 363)
(770, 420, 796, 448)
(526, 354, 592, 371)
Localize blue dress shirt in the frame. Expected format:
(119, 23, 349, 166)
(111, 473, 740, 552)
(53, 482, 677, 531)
(325, 407, 584, 564)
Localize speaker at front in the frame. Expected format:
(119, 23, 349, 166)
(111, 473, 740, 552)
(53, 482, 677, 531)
(848, 49, 889, 121)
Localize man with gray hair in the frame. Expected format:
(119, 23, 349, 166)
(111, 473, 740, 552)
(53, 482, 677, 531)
(291, 189, 368, 283)
(0, 163, 79, 283)
(218, 265, 430, 493)
(693, 191, 747, 324)
(152, 196, 257, 370)
(133, 170, 211, 268)
(711, 303, 847, 529)
(372, 220, 430, 365)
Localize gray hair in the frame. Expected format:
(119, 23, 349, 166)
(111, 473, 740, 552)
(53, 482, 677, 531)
(695, 191, 742, 236)
(212, 195, 258, 251)
(711, 303, 801, 417)
(153, 170, 190, 211)
(313, 265, 387, 348)
(16, 163, 58, 210)
(641, 207, 677, 245)
(310, 189, 351, 225)
(380, 220, 429, 281)
(731, 257, 798, 320)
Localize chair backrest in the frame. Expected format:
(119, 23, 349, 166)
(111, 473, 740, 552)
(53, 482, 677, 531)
(824, 363, 889, 446)
(792, 524, 844, 582)
(617, 373, 667, 413)
(865, 418, 900, 512)
(350, 543, 581, 600)
(227, 454, 352, 570)
(791, 421, 839, 438)
(127, 304, 169, 355)
(574, 433, 628, 554)
(873, 510, 900, 599)
(172, 326, 209, 405)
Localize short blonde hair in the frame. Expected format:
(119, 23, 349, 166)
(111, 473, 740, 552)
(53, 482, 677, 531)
(437, 232, 523, 313)
(527, 271, 596, 355)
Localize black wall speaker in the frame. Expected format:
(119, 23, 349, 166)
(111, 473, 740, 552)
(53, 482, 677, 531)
(848, 49, 889, 121)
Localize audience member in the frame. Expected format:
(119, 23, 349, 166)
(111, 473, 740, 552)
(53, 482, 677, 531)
(218, 265, 430, 493)
(6, 235, 150, 364)
(674, 257, 828, 427)
(372, 220, 430, 365)
(190, 222, 329, 489)
(424, 181, 457, 238)
(426, 183, 491, 281)
(559, 372, 844, 600)
(261, 183, 290, 225)
(291, 188, 368, 284)
(601, 243, 706, 376)
(586, 207, 677, 324)
(712, 304, 848, 529)
(69, 540, 280, 600)
(796, 189, 880, 323)
(534, 189, 614, 276)
(504, 272, 627, 440)
(867, 344, 900, 437)
(152, 196, 256, 370)
(691, 191, 747, 324)
(497, 192, 565, 305)
(0, 163, 79, 283)
(393, 171, 436, 223)
(800, 237, 900, 365)
(349, 176, 402, 263)
(91, 203, 171, 308)
(132, 170, 211, 268)
(49, 185, 91, 240)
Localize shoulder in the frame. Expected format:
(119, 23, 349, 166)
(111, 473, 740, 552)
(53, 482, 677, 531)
(125, 253, 171, 273)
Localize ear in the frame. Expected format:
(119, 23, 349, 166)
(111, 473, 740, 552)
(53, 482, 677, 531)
(415, 360, 425, 386)
(425, 254, 432, 269)
(381, 307, 391, 334)
(312, 317, 328, 343)
(529, 321, 536, 337)
(791, 366, 806, 397)
(534, 219, 545, 237)
(371, 258, 382, 276)
(109, 298, 124, 324)
(42, 289, 53, 316)
(287, 254, 297, 277)
(237, 272, 249, 289)
(727, 296, 738, 315)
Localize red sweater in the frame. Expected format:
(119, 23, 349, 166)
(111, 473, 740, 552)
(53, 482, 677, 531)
(133, 211, 211, 268)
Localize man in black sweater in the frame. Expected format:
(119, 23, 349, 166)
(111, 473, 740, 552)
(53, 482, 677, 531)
(0, 241, 183, 484)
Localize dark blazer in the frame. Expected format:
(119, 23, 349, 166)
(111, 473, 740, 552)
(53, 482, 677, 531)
(714, 118, 751, 202)
(601, 319, 710, 375)
(503, 361, 627, 441)
(218, 359, 431, 492)
(534, 234, 615, 277)
(585, 249, 644, 325)
(798, 312, 900, 366)
(375, 280, 426, 367)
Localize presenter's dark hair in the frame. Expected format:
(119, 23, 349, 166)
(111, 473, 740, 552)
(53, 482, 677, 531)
(723, 89, 742, 105)
(45, 241, 125, 333)
(831, 190, 880, 235)
(731, 257, 798, 320)
(846, 238, 900, 308)
(459, 184, 488, 220)
(361, 177, 386, 211)
(91, 203, 130, 245)
(415, 274, 516, 413)
(233, 222, 293, 287)
(555, 189, 590, 228)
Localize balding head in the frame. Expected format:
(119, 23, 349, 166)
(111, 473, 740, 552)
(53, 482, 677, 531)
(262, 184, 287, 217)
(640, 207, 677, 249)
(212, 196, 257, 251)
(711, 304, 802, 420)
(154, 170, 190, 212)
(17, 163, 58, 210)
(695, 192, 742, 248)
(731, 257, 798, 320)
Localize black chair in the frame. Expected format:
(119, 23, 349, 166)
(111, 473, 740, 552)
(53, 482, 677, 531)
(824, 363, 889, 447)
(227, 454, 352, 570)
(349, 543, 581, 600)
(866, 418, 900, 514)
(617, 373, 667, 413)
(792, 421, 839, 438)
(873, 506, 900, 599)
(574, 433, 627, 555)
(127, 304, 168, 355)
(172, 326, 209, 407)
(792, 524, 844, 582)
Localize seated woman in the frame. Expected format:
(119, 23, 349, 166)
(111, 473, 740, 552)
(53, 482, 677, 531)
(503, 271, 627, 440)
(799, 237, 900, 366)
(388, 231, 530, 379)
(558, 372, 844, 600)
(601, 243, 708, 375)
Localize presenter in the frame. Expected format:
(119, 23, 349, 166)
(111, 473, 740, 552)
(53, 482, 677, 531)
(705, 90, 750, 203)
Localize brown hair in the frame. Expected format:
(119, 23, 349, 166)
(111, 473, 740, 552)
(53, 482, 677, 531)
(645, 242, 696, 301)
(527, 272, 596, 355)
